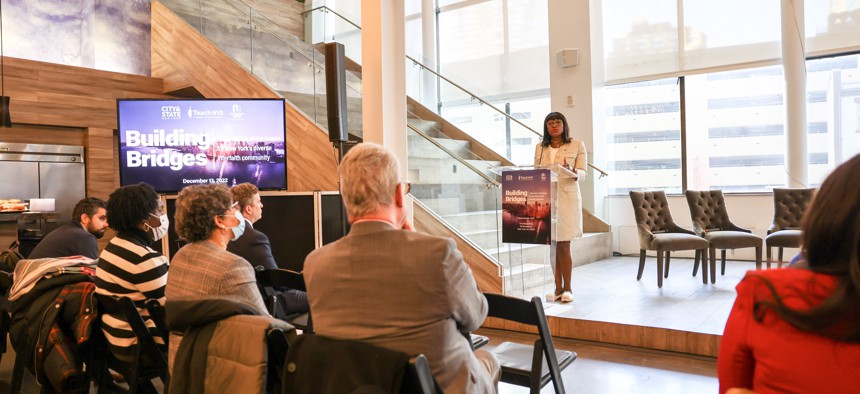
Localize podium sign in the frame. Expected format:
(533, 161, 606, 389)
(502, 168, 551, 245)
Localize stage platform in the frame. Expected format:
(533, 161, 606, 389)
(484, 255, 762, 357)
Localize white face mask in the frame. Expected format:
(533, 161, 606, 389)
(228, 211, 246, 241)
(145, 213, 169, 241)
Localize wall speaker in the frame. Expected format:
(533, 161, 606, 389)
(324, 42, 349, 143)
(556, 48, 580, 68)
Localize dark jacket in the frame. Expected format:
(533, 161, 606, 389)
(28, 221, 99, 260)
(282, 334, 412, 394)
(228, 221, 309, 315)
(9, 275, 97, 392)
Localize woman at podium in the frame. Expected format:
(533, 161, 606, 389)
(534, 112, 587, 303)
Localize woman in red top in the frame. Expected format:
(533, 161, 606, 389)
(718, 154, 860, 394)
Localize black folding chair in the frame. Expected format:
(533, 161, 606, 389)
(94, 295, 168, 394)
(254, 267, 312, 333)
(484, 292, 576, 394)
(282, 334, 439, 394)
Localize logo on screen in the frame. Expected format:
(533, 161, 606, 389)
(187, 107, 225, 119)
(162, 106, 182, 120)
(505, 175, 513, 181)
(230, 104, 244, 119)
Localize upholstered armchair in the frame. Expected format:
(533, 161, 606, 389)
(767, 188, 815, 268)
(629, 191, 710, 287)
(684, 190, 762, 282)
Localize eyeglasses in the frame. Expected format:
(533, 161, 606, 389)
(217, 202, 240, 217)
(400, 181, 411, 195)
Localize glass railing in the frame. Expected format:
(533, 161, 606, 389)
(407, 124, 556, 296)
(302, 4, 609, 179)
(158, 0, 363, 139)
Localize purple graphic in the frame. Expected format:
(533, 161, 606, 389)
(118, 99, 287, 193)
(502, 169, 551, 245)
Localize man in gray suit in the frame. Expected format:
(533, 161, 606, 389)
(304, 143, 500, 393)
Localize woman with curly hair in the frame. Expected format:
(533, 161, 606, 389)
(164, 183, 268, 367)
(94, 182, 169, 362)
(718, 154, 860, 394)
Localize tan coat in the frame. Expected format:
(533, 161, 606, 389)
(534, 140, 587, 241)
(304, 221, 496, 394)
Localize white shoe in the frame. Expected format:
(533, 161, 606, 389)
(560, 291, 573, 303)
(546, 292, 561, 302)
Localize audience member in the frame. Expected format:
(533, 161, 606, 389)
(94, 183, 168, 362)
(228, 183, 309, 314)
(303, 143, 500, 393)
(28, 197, 108, 259)
(165, 183, 268, 369)
(718, 154, 860, 394)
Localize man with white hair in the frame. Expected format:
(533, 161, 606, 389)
(303, 142, 500, 393)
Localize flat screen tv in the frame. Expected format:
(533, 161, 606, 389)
(117, 99, 287, 193)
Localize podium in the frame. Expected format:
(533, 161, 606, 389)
(493, 164, 578, 295)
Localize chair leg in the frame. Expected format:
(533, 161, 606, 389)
(692, 250, 700, 277)
(778, 247, 784, 268)
(664, 251, 671, 278)
(709, 248, 717, 284)
(636, 249, 646, 280)
(721, 249, 727, 275)
(766, 245, 772, 269)
(656, 250, 664, 288)
(700, 249, 709, 284)
(11, 347, 28, 394)
(755, 246, 762, 270)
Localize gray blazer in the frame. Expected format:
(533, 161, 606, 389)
(304, 221, 495, 394)
(165, 240, 269, 372)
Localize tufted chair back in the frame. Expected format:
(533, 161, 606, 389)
(629, 191, 680, 248)
(684, 190, 734, 235)
(769, 188, 815, 234)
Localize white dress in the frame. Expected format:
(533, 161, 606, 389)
(533, 140, 587, 241)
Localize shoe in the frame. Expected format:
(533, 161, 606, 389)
(546, 291, 561, 302)
(560, 291, 573, 303)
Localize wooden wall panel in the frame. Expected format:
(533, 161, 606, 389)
(151, 1, 338, 191)
(0, 56, 172, 201)
(151, 51, 192, 93)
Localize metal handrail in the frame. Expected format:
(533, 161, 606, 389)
(301, 6, 361, 31)
(407, 124, 501, 188)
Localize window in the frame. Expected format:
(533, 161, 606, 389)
(604, 78, 682, 194)
(686, 65, 786, 192)
(805, 53, 860, 186)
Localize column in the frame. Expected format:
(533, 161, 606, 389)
(781, 0, 807, 187)
(547, 0, 604, 214)
(420, 0, 438, 110)
(361, 0, 408, 177)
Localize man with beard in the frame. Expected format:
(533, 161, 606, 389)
(28, 197, 108, 259)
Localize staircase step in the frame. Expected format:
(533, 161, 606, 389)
(407, 117, 446, 138)
(503, 263, 555, 293)
(407, 135, 476, 160)
(462, 229, 502, 250)
(438, 210, 498, 231)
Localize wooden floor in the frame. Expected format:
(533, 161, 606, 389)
(490, 255, 761, 357)
(477, 328, 718, 394)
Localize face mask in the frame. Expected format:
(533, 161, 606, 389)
(227, 211, 246, 241)
(145, 213, 169, 241)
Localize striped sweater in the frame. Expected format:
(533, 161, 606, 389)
(94, 230, 169, 354)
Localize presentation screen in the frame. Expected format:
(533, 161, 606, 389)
(117, 99, 287, 193)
